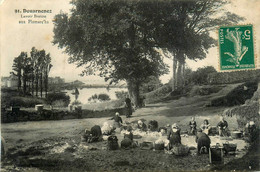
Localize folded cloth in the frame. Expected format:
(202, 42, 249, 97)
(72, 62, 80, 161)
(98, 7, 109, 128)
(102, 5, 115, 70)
(102, 122, 115, 135)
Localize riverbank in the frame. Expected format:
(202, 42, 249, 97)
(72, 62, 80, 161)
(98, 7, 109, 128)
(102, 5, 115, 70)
(1, 107, 125, 123)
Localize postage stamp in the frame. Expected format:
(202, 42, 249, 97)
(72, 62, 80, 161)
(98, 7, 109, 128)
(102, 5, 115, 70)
(219, 24, 255, 71)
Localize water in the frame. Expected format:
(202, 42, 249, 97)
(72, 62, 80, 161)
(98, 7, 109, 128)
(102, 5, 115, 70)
(66, 87, 128, 104)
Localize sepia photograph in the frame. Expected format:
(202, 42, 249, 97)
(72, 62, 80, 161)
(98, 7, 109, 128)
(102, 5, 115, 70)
(0, 0, 260, 171)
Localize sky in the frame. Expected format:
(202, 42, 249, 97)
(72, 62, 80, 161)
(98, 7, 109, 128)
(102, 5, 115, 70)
(1, 0, 260, 84)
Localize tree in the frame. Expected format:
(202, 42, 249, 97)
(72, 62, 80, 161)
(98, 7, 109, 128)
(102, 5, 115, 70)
(12, 48, 52, 97)
(21, 55, 33, 94)
(30, 47, 38, 96)
(30, 48, 41, 97)
(11, 52, 33, 94)
(43, 53, 52, 97)
(37, 50, 46, 98)
(149, 0, 243, 90)
(140, 76, 162, 93)
(53, 0, 169, 107)
(191, 66, 217, 85)
(46, 92, 70, 107)
(11, 53, 24, 91)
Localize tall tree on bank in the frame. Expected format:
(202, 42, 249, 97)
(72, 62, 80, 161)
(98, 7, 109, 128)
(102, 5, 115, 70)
(43, 53, 53, 97)
(22, 55, 33, 94)
(152, 0, 243, 90)
(53, 0, 169, 107)
(38, 50, 46, 98)
(30, 48, 52, 97)
(11, 52, 25, 91)
(30, 47, 38, 96)
(11, 48, 52, 97)
(11, 52, 33, 94)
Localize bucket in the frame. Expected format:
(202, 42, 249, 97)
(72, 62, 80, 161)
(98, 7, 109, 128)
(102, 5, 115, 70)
(231, 131, 242, 139)
(223, 141, 237, 154)
(35, 104, 44, 112)
(154, 143, 165, 150)
(172, 145, 189, 156)
(11, 106, 20, 113)
(209, 144, 224, 164)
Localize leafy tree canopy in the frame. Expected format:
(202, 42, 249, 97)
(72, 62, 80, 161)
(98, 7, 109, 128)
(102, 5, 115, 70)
(53, 0, 170, 85)
(151, 0, 244, 61)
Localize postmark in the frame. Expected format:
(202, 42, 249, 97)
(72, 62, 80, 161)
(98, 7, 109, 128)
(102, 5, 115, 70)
(219, 25, 255, 71)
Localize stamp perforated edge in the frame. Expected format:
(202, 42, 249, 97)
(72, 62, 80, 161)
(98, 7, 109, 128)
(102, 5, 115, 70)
(217, 24, 258, 73)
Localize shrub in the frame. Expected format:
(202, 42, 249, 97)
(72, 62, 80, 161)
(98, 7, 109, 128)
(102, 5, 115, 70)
(88, 94, 98, 101)
(88, 93, 111, 102)
(46, 92, 70, 107)
(190, 66, 217, 85)
(71, 100, 82, 106)
(8, 96, 45, 108)
(145, 84, 172, 103)
(140, 76, 163, 93)
(189, 85, 223, 96)
(115, 91, 128, 99)
(52, 100, 67, 107)
(98, 93, 111, 101)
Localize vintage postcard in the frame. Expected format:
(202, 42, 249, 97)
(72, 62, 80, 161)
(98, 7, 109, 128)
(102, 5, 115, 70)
(1, 0, 260, 171)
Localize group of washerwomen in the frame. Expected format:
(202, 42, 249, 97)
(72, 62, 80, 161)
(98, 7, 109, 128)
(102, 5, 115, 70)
(189, 116, 258, 153)
(188, 116, 229, 154)
(84, 112, 257, 154)
(189, 116, 229, 136)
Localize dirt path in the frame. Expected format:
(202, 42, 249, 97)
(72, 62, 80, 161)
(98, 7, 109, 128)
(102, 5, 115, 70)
(1, 94, 232, 150)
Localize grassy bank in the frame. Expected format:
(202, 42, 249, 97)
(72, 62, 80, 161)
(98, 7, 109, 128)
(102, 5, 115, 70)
(1, 88, 45, 108)
(1, 107, 126, 123)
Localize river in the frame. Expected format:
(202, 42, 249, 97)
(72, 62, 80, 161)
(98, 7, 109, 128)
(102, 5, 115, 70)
(66, 87, 128, 104)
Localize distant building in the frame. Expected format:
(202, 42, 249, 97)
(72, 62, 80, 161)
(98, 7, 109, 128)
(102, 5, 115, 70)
(1, 77, 8, 87)
(1, 75, 18, 88)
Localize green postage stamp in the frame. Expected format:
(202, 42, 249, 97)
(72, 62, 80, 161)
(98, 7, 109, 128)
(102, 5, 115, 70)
(219, 25, 255, 71)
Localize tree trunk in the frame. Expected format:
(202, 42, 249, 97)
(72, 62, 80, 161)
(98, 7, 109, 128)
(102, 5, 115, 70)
(45, 71, 48, 97)
(182, 61, 185, 86)
(28, 81, 30, 94)
(176, 50, 185, 89)
(17, 70, 22, 91)
(126, 80, 141, 108)
(172, 55, 178, 91)
(35, 71, 38, 97)
(31, 73, 34, 96)
(40, 73, 43, 98)
(177, 60, 183, 89)
(23, 75, 26, 95)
